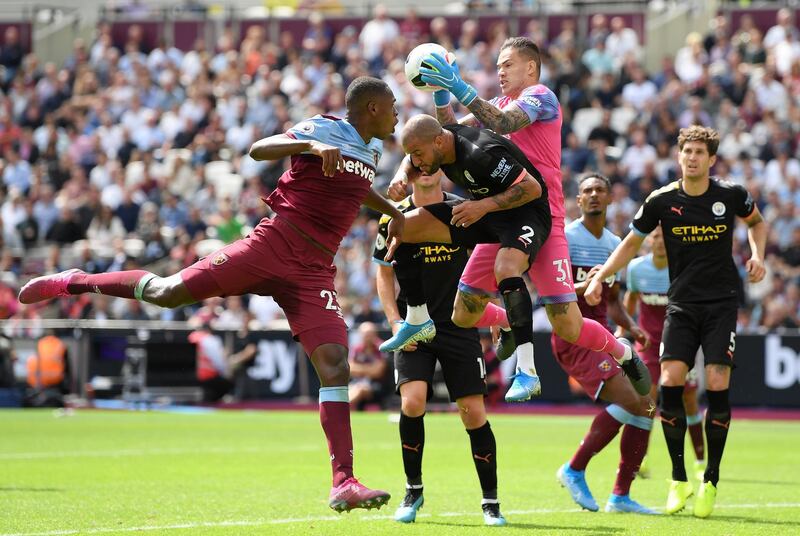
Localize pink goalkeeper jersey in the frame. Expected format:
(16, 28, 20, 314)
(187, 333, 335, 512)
(490, 84, 564, 221)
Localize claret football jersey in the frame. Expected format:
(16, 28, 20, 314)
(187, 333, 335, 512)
(264, 115, 383, 253)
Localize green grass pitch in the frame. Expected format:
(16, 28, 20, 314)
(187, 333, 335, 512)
(2, 409, 799, 535)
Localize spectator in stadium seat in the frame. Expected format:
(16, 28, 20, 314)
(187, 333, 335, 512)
(347, 322, 386, 409)
(359, 4, 399, 66)
(621, 65, 658, 112)
(0, 26, 24, 85)
(605, 16, 640, 69)
(2, 147, 31, 194)
(620, 127, 657, 181)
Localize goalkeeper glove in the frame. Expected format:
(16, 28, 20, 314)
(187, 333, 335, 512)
(419, 53, 478, 107)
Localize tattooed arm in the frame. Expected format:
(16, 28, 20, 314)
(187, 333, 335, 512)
(485, 175, 542, 211)
(434, 104, 480, 127)
(465, 99, 531, 135)
(449, 175, 542, 228)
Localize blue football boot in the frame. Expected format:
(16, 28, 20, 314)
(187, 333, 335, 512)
(394, 489, 424, 523)
(379, 319, 436, 352)
(504, 368, 542, 402)
(556, 462, 599, 511)
(605, 493, 658, 514)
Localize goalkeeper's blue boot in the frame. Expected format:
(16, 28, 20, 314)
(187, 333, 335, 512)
(394, 488, 423, 523)
(482, 501, 507, 526)
(379, 319, 436, 352)
(605, 494, 659, 514)
(557, 462, 598, 511)
(504, 368, 541, 402)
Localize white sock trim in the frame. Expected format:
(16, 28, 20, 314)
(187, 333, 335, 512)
(133, 273, 157, 301)
(406, 304, 431, 325)
(515, 342, 537, 375)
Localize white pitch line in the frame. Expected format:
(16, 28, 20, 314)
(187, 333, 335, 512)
(2, 503, 798, 536)
(0, 443, 398, 461)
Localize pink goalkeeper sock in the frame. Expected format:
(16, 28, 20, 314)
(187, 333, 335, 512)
(473, 302, 510, 329)
(574, 318, 626, 361)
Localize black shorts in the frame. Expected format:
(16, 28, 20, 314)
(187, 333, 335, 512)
(660, 300, 738, 369)
(394, 323, 487, 402)
(424, 200, 551, 261)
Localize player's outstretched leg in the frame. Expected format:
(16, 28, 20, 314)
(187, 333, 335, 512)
(20, 269, 162, 304)
(314, 344, 390, 512)
(19, 269, 198, 309)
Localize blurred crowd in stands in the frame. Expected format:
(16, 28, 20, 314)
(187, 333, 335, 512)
(1, 4, 800, 339)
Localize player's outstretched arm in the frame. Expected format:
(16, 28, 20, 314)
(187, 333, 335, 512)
(742, 208, 767, 283)
(249, 135, 344, 177)
(464, 99, 531, 135)
(585, 231, 645, 306)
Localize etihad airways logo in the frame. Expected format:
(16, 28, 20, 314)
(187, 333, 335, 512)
(341, 158, 375, 183)
(671, 224, 727, 242)
(420, 244, 460, 263)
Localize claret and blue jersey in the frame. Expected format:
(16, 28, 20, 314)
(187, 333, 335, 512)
(565, 219, 621, 328)
(263, 115, 383, 253)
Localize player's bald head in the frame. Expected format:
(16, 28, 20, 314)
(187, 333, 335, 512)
(345, 76, 393, 111)
(401, 114, 443, 146)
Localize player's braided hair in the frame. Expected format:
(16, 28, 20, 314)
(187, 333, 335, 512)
(345, 76, 392, 110)
(677, 125, 720, 156)
(578, 172, 612, 192)
(500, 37, 541, 77)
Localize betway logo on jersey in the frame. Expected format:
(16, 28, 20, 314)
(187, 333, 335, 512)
(490, 158, 513, 181)
(641, 292, 669, 306)
(341, 158, 375, 183)
(575, 266, 615, 285)
(671, 224, 727, 242)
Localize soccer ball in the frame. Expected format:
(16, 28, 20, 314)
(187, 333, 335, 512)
(405, 42, 456, 92)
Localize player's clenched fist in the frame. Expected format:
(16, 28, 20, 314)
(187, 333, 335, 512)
(584, 276, 603, 306)
(387, 176, 407, 201)
(746, 257, 765, 283)
(309, 140, 345, 177)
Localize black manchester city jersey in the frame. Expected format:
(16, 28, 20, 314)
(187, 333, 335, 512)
(631, 177, 755, 303)
(440, 124, 548, 209)
(373, 192, 470, 325)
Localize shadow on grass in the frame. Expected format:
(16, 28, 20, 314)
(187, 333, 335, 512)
(423, 520, 624, 533)
(703, 514, 800, 528)
(725, 478, 796, 486)
(0, 487, 64, 492)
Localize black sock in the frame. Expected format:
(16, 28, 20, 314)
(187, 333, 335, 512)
(399, 412, 425, 486)
(393, 244, 425, 307)
(660, 385, 688, 481)
(498, 277, 533, 346)
(467, 421, 497, 500)
(704, 389, 730, 487)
